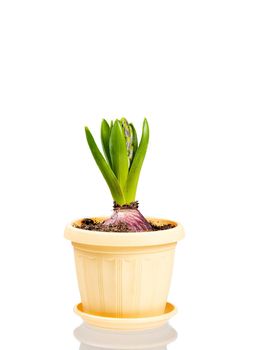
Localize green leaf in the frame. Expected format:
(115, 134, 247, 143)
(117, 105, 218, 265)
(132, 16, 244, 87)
(129, 123, 138, 165)
(124, 118, 149, 203)
(109, 120, 129, 189)
(101, 119, 112, 166)
(85, 127, 126, 205)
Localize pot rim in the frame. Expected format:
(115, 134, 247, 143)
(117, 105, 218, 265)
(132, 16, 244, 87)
(64, 217, 184, 247)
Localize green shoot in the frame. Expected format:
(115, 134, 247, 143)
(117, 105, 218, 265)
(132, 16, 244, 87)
(85, 118, 149, 205)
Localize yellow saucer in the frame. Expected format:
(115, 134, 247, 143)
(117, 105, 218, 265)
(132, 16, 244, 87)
(74, 302, 177, 331)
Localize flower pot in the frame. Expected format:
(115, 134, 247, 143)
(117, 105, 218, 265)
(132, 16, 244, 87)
(64, 217, 184, 319)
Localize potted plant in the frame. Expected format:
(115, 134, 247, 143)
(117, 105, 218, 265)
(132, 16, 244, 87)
(64, 118, 184, 330)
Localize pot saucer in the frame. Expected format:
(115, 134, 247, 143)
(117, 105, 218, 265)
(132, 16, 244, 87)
(74, 302, 177, 331)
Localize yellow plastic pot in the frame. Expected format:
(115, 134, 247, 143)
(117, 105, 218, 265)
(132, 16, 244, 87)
(64, 217, 184, 319)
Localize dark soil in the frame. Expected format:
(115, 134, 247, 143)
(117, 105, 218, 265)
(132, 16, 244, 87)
(73, 218, 175, 232)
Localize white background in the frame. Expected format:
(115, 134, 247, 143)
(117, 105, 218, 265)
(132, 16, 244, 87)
(0, 0, 258, 349)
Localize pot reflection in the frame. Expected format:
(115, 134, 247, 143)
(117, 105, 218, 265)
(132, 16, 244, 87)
(74, 322, 177, 350)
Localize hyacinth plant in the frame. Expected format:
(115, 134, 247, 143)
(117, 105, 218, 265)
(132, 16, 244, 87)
(85, 118, 152, 231)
